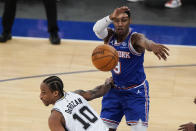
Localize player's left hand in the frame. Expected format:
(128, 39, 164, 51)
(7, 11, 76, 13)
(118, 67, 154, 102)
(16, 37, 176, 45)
(151, 43, 169, 60)
(110, 6, 130, 21)
(178, 122, 195, 131)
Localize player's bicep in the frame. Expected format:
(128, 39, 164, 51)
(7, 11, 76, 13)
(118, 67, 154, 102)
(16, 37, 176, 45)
(131, 33, 145, 53)
(48, 111, 65, 131)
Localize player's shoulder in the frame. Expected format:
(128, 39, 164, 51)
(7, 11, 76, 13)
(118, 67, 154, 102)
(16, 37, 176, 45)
(130, 32, 145, 46)
(131, 32, 144, 39)
(128, 30, 146, 54)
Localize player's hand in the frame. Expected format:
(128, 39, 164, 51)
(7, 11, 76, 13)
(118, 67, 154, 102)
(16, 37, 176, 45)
(109, 6, 130, 21)
(104, 77, 114, 88)
(178, 122, 195, 131)
(194, 97, 196, 104)
(151, 43, 169, 60)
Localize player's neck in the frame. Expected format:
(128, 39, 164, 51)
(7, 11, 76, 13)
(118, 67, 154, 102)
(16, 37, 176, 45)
(116, 31, 129, 43)
(53, 95, 64, 105)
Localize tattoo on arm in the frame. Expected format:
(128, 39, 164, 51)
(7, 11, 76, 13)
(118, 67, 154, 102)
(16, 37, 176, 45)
(87, 84, 111, 101)
(74, 84, 111, 101)
(74, 90, 86, 95)
(131, 33, 154, 52)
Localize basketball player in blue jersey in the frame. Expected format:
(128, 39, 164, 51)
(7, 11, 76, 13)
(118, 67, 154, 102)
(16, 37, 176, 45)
(93, 6, 169, 131)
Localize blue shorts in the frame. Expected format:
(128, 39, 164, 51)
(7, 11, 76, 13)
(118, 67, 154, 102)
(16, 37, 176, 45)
(101, 80, 149, 128)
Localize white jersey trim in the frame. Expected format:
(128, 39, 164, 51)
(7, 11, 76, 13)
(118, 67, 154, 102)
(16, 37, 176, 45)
(52, 107, 61, 113)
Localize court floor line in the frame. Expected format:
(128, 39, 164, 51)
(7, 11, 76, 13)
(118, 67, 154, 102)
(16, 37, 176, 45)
(12, 36, 196, 48)
(0, 64, 195, 83)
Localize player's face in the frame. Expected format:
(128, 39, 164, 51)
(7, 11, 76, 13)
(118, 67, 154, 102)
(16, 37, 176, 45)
(40, 82, 56, 106)
(113, 13, 131, 36)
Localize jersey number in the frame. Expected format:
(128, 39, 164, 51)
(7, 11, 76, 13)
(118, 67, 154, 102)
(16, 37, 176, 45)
(73, 106, 98, 129)
(113, 62, 121, 74)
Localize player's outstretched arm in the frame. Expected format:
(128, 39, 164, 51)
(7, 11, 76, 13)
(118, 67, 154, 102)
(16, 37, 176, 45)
(48, 111, 66, 131)
(93, 6, 130, 40)
(132, 33, 170, 60)
(74, 77, 113, 101)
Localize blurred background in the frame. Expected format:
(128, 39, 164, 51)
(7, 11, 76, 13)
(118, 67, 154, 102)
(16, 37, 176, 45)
(0, 0, 196, 45)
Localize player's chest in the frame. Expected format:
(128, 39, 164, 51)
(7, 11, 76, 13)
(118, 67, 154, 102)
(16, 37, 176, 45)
(109, 39, 130, 51)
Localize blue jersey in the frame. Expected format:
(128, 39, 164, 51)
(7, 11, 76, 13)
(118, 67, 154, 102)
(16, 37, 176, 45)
(108, 30, 146, 87)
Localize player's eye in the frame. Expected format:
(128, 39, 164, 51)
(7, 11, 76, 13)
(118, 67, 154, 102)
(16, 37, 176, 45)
(122, 18, 128, 22)
(114, 19, 120, 23)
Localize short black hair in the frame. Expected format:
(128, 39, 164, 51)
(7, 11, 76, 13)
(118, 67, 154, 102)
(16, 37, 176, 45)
(125, 10, 131, 18)
(43, 76, 64, 97)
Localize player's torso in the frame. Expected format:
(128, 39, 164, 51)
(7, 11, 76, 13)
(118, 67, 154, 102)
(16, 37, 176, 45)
(108, 30, 146, 87)
(52, 92, 108, 131)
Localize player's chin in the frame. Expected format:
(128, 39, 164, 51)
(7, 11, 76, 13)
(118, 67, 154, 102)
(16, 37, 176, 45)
(42, 101, 49, 106)
(116, 30, 125, 35)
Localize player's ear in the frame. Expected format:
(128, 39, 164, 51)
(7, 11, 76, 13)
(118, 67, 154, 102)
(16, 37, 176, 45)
(53, 90, 59, 97)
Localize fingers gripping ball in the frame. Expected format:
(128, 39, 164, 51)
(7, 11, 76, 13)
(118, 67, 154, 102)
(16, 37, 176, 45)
(92, 44, 119, 71)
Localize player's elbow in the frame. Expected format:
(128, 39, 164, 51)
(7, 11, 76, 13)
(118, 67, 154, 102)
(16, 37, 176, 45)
(93, 24, 107, 39)
(93, 22, 102, 34)
(93, 23, 98, 33)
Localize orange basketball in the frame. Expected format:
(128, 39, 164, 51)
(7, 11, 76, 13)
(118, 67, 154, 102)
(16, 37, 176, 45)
(92, 44, 119, 71)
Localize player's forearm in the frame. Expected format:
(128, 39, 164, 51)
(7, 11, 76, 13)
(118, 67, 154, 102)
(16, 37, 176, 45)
(93, 16, 112, 39)
(74, 85, 110, 101)
(87, 84, 111, 101)
(142, 39, 155, 51)
(75, 77, 112, 101)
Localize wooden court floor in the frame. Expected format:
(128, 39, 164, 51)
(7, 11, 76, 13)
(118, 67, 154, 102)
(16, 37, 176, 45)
(0, 37, 196, 131)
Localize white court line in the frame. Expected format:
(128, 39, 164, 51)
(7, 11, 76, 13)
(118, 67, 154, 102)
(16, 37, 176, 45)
(13, 36, 196, 48)
(13, 36, 102, 44)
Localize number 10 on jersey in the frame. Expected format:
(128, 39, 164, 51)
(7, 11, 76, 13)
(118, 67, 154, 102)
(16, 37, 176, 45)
(73, 106, 98, 129)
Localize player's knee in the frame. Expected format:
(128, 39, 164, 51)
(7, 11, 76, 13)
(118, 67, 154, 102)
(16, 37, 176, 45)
(131, 125, 147, 131)
(130, 120, 147, 131)
(103, 121, 118, 130)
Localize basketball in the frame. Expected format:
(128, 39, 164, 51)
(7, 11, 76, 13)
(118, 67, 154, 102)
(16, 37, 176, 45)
(92, 44, 119, 71)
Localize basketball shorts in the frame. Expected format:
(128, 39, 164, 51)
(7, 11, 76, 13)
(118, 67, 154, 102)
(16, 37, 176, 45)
(101, 80, 149, 129)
